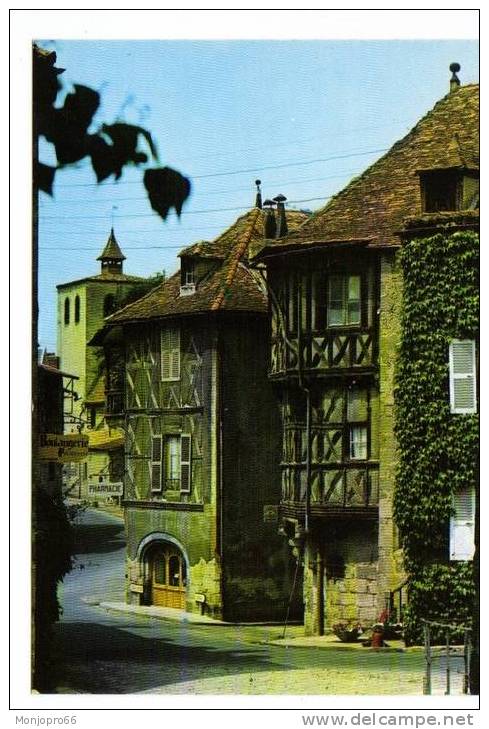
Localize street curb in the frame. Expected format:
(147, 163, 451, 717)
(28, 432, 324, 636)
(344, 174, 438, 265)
(99, 601, 231, 625)
(263, 639, 407, 652)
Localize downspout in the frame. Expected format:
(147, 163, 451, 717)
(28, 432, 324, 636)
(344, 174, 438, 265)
(296, 277, 311, 536)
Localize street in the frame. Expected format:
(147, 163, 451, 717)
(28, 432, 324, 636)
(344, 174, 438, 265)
(55, 508, 431, 695)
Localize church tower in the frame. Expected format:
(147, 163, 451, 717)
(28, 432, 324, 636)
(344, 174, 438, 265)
(56, 229, 144, 498)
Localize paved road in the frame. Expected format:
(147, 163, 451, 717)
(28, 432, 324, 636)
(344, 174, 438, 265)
(55, 508, 429, 695)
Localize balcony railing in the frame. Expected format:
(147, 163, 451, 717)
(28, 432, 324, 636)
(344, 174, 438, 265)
(280, 462, 379, 514)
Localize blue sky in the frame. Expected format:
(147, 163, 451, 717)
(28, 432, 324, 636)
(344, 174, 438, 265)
(37, 39, 479, 350)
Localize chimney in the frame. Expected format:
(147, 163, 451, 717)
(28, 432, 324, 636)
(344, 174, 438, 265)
(255, 179, 262, 209)
(274, 194, 288, 238)
(263, 199, 277, 239)
(449, 62, 461, 93)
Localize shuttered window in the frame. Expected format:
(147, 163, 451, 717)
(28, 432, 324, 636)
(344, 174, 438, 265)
(180, 434, 192, 493)
(151, 436, 162, 492)
(160, 434, 192, 493)
(449, 340, 477, 414)
(161, 327, 181, 381)
(449, 487, 475, 561)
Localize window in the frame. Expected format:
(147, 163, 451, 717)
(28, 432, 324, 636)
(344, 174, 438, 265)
(151, 436, 162, 493)
(421, 171, 459, 212)
(161, 327, 180, 381)
(328, 274, 361, 326)
(64, 297, 70, 325)
(164, 435, 180, 490)
(347, 388, 368, 460)
(183, 265, 195, 286)
(349, 426, 368, 460)
(74, 295, 80, 323)
(449, 340, 477, 414)
(150, 433, 191, 493)
(449, 487, 475, 561)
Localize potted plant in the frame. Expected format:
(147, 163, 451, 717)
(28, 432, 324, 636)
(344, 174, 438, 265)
(333, 622, 364, 643)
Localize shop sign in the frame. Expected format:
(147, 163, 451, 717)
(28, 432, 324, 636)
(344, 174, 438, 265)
(39, 433, 89, 463)
(88, 481, 123, 497)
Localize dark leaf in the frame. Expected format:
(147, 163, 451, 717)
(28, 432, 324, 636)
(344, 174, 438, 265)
(144, 167, 191, 220)
(87, 135, 117, 183)
(50, 85, 101, 165)
(102, 123, 158, 161)
(34, 162, 56, 195)
(61, 84, 100, 133)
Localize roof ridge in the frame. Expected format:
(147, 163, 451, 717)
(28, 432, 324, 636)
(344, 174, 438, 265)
(210, 207, 262, 311)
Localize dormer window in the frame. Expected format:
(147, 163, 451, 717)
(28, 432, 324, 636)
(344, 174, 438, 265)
(180, 260, 196, 296)
(420, 170, 459, 213)
(419, 169, 479, 213)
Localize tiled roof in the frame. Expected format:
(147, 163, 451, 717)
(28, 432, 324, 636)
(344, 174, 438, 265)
(256, 84, 479, 256)
(107, 208, 308, 323)
(88, 427, 125, 451)
(57, 273, 145, 290)
(85, 376, 106, 404)
(97, 228, 126, 261)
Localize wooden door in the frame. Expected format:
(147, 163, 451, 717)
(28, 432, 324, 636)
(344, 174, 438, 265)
(151, 546, 187, 609)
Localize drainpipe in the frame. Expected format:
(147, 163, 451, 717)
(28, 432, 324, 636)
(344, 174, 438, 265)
(296, 277, 311, 536)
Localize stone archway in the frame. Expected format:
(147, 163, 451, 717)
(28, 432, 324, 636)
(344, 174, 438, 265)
(137, 532, 189, 609)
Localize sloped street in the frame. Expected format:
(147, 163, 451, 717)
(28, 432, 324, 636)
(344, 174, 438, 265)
(52, 508, 435, 695)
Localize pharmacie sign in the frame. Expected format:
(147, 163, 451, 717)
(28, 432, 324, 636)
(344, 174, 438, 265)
(39, 433, 89, 463)
(88, 481, 123, 497)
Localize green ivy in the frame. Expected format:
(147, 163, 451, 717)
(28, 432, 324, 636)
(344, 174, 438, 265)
(394, 230, 478, 645)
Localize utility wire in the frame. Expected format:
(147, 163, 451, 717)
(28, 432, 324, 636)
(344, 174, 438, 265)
(39, 169, 360, 205)
(45, 146, 387, 189)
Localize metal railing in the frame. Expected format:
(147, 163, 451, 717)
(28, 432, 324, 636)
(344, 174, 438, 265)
(422, 619, 472, 695)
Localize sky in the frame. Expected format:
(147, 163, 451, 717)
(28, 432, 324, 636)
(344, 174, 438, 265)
(36, 37, 479, 351)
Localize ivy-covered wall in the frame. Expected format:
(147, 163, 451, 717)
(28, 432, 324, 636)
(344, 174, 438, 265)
(394, 229, 479, 644)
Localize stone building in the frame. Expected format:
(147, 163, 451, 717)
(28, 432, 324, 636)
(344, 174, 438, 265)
(93, 202, 308, 620)
(252, 71, 479, 634)
(57, 229, 144, 498)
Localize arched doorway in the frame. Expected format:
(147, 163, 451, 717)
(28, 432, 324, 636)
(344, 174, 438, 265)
(147, 543, 187, 609)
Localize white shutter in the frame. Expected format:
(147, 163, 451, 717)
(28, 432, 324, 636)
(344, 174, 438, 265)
(449, 488, 475, 561)
(150, 436, 162, 492)
(161, 327, 180, 381)
(180, 434, 191, 493)
(449, 340, 477, 414)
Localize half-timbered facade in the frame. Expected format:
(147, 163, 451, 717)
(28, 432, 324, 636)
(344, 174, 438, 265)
(253, 74, 479, 634)
(94, 205, 308, 620)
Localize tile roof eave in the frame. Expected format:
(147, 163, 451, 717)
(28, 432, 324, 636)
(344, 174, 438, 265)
(253, 237, 376, 261)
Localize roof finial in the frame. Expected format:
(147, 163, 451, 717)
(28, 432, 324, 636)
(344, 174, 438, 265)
(449, 62, 461, 93)
(255, 179, 262, 209)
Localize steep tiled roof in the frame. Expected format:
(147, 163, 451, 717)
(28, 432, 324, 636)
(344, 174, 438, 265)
(106, 208, 308, 323)
(256, 84, 479, 256)
(97, 228, 126, 261)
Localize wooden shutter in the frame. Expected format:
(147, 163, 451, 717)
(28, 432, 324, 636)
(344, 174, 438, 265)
(449, 340, 477, 414)
(180, 434, 191, 492)
(151, 436, 162, 492)
(450, 488, 475, 561)
(161, 327, 180, 381)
